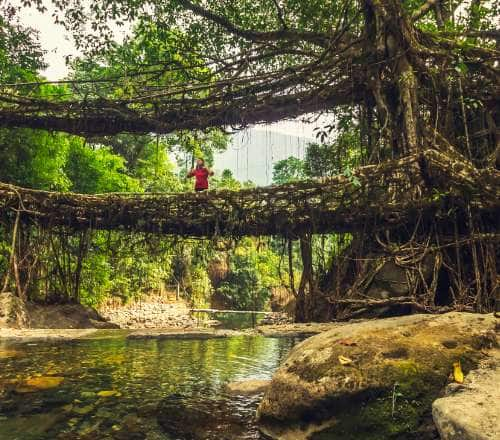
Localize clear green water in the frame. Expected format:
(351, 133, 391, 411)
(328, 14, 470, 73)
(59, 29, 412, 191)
(0, 335, 297, 440)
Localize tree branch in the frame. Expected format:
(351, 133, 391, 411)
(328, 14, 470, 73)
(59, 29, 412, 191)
(271, 0, 287, 29)
(177, 0, 330, 47)
(412, 0, 438, 21)
(0, 76, 364, 135)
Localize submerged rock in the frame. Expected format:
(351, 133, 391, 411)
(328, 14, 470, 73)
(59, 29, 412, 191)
(14, 376, 65, 393)
(0, 348, 22, 358)
(432, 350, 499, 440)
(72, 404, 95, 415)
(157, 392, 259, 440)
(96, 389, 121, 398)
(257, 312, 497, 439)
(225, 380, 270, 395)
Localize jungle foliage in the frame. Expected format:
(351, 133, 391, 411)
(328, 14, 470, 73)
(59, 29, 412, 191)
(0, 0, 498, 320)
(0, 16, 282, 310)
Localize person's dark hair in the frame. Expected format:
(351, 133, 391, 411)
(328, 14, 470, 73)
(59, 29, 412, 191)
(196, 158, 205, 169)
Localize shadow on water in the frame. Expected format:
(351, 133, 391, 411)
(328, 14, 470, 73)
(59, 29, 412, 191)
(0, 335, 298, 440)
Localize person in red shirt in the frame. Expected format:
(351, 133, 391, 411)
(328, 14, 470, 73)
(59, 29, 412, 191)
(187, 158, 214, 191)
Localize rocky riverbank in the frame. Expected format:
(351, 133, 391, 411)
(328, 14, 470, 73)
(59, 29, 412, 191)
(2, 307, 497, 439)
(0, 292, 117, 330)
(0, 321, 332, 343)
(0, 328, 108, 343)
(98, 299, 197, 329)
(0, 327, 245, 343)
(1, 290, 295, 331)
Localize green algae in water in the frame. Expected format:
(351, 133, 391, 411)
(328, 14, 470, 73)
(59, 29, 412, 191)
(0, 335, 296, 440)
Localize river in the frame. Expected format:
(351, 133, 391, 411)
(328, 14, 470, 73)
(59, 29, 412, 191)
(0, 334, 298, 439)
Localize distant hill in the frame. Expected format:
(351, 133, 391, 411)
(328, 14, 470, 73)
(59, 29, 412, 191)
(214, 128, 313, 186)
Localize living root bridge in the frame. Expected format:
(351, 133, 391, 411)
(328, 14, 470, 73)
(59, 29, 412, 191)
(0, 150, 498, 237)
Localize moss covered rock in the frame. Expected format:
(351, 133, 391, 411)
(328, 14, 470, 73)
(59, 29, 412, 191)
(257, 313, 497, 439)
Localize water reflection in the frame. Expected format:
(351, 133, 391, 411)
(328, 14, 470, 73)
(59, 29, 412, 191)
(0, 336, 297, 439)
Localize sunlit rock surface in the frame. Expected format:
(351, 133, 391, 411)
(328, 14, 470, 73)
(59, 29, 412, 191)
(0, 292, 117, 330)
(0, 292, 30, 328)
(257, 313, 497, 439)
(432, 350, 499, 440)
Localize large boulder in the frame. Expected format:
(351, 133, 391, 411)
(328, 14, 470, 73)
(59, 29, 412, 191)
(257, 312, 497, 439)
(0, 292, 30, 328)
(432, 350, 499, 440)
(0, 294, 119, 330)
(26, 303, 119, 329)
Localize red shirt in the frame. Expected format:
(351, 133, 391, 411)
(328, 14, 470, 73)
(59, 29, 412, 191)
(188, 167, 212, 190)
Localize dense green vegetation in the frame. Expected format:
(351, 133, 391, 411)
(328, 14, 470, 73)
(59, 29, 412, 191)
(0, 124, 285, 308)
(0, 15, 276, 309)
(0, 5, 364, 313)
(0, 102, 357, 311)
(0, 118, 287, 310)
(0, 0, 497, 319)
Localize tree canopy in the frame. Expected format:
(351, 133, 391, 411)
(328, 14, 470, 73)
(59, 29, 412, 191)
(0, 0, 498, 319)
(0, 0, 497, 166)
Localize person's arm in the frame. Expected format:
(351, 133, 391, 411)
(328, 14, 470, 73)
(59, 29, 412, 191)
(207, 168, 214, 176)
(187, 169, 195, 178)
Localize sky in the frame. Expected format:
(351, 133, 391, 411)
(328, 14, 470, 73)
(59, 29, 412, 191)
(13, 1, 80, 81)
